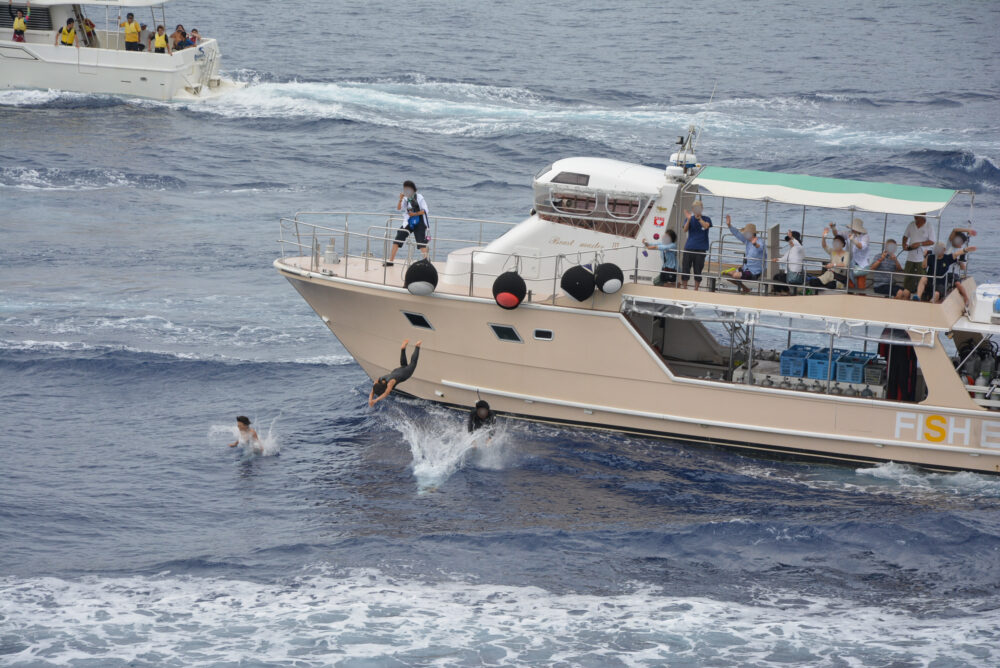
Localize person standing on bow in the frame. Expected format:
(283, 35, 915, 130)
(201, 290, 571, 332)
(9, 1, 30, 43)
(679, 201, 712, 291)
(385, 180, 429, 266)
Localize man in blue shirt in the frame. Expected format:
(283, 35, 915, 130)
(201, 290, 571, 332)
(724, 215, 765, 293)
(643, 229, 677, 285)
(680, 201, 712, 290)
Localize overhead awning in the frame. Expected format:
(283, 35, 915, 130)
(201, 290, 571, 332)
(691, 166, 956, 216)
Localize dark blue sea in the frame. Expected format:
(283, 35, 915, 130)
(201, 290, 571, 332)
(3, 1, 1000, 665)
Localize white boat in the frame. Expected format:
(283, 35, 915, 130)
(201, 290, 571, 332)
(0, 1, 240, 100)
(275, 127, 1000, 475)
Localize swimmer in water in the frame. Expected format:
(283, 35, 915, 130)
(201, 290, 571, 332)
(369, 339, 421, 407)
(229, 415, 261, 451)
(467, 400, 496, 433)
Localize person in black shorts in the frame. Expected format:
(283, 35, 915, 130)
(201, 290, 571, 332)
(385, 180, 429, 266)
(369, 339, 421, 407)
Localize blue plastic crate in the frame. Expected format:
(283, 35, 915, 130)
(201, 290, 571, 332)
(836, 352, 878, 384)
(806, 348, 849, 381)
(779, 344, 820, 377)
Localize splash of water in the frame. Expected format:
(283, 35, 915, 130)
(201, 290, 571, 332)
(389, 406, 511, 491)
(208, 417, 281, 458)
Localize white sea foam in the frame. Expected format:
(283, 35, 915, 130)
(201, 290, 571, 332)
(0, 568, 996, 666)
(0, 338, 352, 367)
(737, 460, 1000, 500)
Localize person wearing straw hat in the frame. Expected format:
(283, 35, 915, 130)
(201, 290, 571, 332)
(901, 214, 935, 292)
(832, 217, 870, 288)
(723, 215, 765, 293)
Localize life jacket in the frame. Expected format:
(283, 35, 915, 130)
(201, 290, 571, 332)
(60, 26, 75, 45)
(13, 16, 27, 32)
(154, 32, 168, 49)
(122, 20, 139, 42)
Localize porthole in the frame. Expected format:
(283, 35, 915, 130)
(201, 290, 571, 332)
(489, 324, 522, 343)
(402, 311, 433, 330)
(533, 329, 554, 341)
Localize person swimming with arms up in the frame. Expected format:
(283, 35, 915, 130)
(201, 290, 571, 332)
(229, 415, 262, 453)
(369, 339, 421, 407)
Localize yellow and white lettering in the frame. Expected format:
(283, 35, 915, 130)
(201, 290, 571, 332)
(948, 417, 972, 446)
(981, 421, 1000, 450)
(923, 415, 947, 443)
(895, 412, 917, 440)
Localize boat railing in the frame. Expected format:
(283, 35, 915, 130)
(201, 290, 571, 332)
(278, 214, 971, 304)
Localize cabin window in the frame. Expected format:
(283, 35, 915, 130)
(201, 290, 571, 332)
(402, 312, 433, 330)
(0, 4, 52, 30)
(550, 171, 590, 186)
(606, 196, 641, 219)
(533, 329, 554, 341)
(532, 181, 649, 239)
(552, 192, 597, 215)
(490, 324, 522, 343)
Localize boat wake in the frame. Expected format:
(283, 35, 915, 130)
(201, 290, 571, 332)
(1, 567, 997, 666)
(388, 405, 512, 491)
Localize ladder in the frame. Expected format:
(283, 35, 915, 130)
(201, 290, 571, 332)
(195, 45, 219, 95)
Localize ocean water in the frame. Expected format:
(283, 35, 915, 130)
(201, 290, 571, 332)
(3, 0, 1000, 665)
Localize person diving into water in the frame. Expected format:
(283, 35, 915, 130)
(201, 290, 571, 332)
(369, 339, 421, 407)
(229, 415, 262, 453)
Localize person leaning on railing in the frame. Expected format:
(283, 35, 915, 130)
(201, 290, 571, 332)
(771, 229, 805, 294)
(642, 229, 678, 286)
(119, 12, 142, 51)
(811, 225, 849, 289)
(901, 214, 935, 292)
(914, 242, 977, 306)
(867, 239, 908, 299)
(722, 215, 765, 294)
(54, 17, 79, 48)
(679, 201, 712, 291)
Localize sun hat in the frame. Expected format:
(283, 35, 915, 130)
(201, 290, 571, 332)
(849, 218, 867, 234)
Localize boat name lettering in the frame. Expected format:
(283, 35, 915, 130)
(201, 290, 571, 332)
(894, 411, 1000, 449)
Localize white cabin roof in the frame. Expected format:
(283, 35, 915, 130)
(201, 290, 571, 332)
(535, 157, 666, 194)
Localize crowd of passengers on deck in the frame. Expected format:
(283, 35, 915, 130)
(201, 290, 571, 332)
(643, 202, 977, 306)
(20, 5, 201, 55)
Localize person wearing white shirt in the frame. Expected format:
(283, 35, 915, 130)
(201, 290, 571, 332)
(385, 180, 430, 266)
(901, 214, 935, 292)
(772, 230, 806, 293)
(845, 218, 870, 275)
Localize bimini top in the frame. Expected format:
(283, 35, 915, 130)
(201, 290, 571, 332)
(692, 166, 956, 216)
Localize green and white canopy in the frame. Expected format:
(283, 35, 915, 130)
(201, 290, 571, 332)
(692, 166, 955, 216)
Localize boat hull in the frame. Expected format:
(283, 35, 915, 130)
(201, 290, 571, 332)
(278, 261, 1000, 476)
(0, 39, 236, 101)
